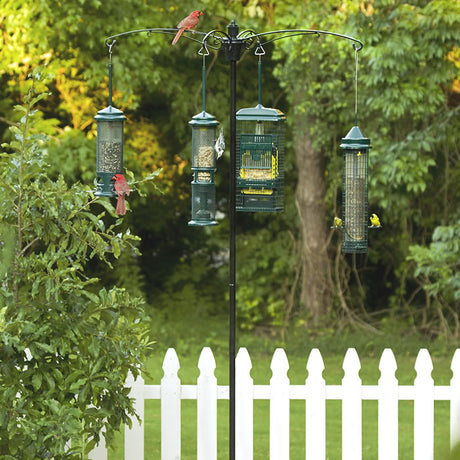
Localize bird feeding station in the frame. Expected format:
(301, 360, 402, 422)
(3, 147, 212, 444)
(236, 45, 285, 212)
(340, 125, 371, 253)
(95, 44, 125, 197)
(188, 47, 220, 226)
(98, 23, 367, 460)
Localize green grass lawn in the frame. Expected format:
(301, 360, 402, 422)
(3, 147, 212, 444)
(105, 333, 457, 459)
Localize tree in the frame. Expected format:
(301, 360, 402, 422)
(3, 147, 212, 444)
(0, 70, 151, 457)
(271, 0, 354, 324)
(266, 0, 460, 333)
(353, 0, 460, 333)
(2, 0, 458, 338)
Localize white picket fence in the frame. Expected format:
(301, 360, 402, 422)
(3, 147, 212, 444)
(89, 347, 460, 459)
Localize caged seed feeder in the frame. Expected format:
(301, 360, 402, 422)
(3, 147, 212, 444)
(236, 106, 285, 211)
(95, 42, 125, 197)
(236, 46, 285, 212)
(188, 47, 220, 226)
(340, 125, 371, 253)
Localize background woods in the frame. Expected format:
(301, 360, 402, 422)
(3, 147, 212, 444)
(0, 0, 459, 355)
(1, 0, 459, 456)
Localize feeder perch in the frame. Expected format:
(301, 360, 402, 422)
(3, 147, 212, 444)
(94, 105, 126, 197)
(340, 125, 371, 253)
(236, 104, 285, 212)
(188, 111, 219, 226)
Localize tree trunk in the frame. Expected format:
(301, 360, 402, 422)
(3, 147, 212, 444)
(294, 122, 331, 324)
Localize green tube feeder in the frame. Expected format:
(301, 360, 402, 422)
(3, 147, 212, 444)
(340, 125, 371, 253)
(95, 105, 125, 197)
(188, 111, 219, 226)
(95, 58, 125, 197)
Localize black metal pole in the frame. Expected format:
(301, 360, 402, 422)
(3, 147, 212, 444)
(222, 20, 244, 460)
(229, 56, 236, 459)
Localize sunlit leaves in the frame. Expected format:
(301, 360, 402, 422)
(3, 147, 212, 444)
(0, 75, 151, 456)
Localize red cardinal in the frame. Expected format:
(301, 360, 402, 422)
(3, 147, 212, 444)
(112, 174, 130, 216)
(172, 10, 203, 45)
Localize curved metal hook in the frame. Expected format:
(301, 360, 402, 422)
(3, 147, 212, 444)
(238, 29, 258, 39)
(237, 30, 260, 50)
(201, 29, 230, 51)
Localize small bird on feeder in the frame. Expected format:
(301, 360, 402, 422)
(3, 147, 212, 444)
(215, 128, 225, 159)
(172, 10, 203, 45)
(113, 174, 130, 216)
(370, 213, 381, 228)
(333, 216, 343, 228)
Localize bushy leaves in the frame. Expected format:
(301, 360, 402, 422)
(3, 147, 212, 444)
(0, 72, 151, 457)
(1, 0, 460, 342)
(408, 221, 460, 336)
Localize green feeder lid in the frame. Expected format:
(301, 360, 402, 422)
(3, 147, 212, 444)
(95, 105, 126, 121)
(340, 125, 371, 149)
(189, 111, 219, 127)
(236, 104, 286, 122)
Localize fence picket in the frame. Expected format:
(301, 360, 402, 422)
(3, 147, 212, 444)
(236, 347, 253, 459)
(451, 349, 460, 451)
(270, 348, 290, 459)
(161, 348, 181, 460)
(197, 347, 217, 460)
(414, 349, 434, 460)
(305, 348, 326, 460)
(124, 370, 144, 460)
(378, 348, 398, 460)
(342, 348, 362, 460)
(88, 430, 107, 460)
(86, 347, 460, 459)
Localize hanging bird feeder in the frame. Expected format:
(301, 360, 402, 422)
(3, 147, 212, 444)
(335, 45, 375, 253)
(188, 47, 220, 226)
(236, 46, 285, 212)
(95, 42, 125, 197)
(95, 106, 125, 197)
(340, 125, 371, 253)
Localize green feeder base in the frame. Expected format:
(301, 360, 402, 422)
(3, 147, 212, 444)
(342, 240, 368, 254)
(236, 193, 283, 212)
(188, 219, 218, 226)
(95, 172, 117, 197)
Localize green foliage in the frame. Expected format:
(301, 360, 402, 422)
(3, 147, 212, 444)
(236, 225, 297, 330)
(407, 220, 460, 337)
(1, 0, 460, 340)
(0, 72, 151, 457)
(411, 222, 460, 302)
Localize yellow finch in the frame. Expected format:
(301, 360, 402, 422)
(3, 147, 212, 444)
(333, 216, 342, 228)
(370, 213, 381, 227)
